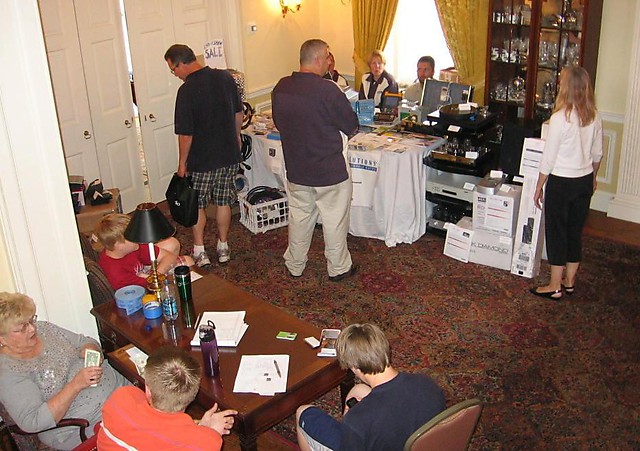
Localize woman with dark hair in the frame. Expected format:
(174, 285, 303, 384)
(324, 52, 348, 88)
(530, 66, 603, 300)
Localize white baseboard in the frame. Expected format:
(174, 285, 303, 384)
(608, 194, 640, 224)
(590, 190, 613, 212)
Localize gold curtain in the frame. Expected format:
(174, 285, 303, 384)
(435, 0, 490, 103)
(352, 0, 399, 90)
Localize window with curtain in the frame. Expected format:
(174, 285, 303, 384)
(383, 0, 454, 86)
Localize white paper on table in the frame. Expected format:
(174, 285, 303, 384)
(233, 354, 289, 396)
(190, 311, 248, 347)
(125, 347, 148, 376)
(190, 271, 203, 282)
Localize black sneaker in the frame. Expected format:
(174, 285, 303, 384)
(329, 264, 358, 282)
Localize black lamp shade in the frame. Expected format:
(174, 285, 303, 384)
(124, 202, 176, 244)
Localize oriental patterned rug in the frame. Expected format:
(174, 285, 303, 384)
(170, 208, 640, 450)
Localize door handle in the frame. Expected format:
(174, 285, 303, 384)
(149, 113, 156, 122)
(83, 130, 92, 139)
(124, 119, 132, 128)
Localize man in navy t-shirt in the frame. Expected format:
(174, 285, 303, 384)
(296, 323, 446, 451)
(164, 44, 242, 268)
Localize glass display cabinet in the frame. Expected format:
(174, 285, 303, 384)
(485, 0, 603, 123)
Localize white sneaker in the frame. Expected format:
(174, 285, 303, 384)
(217, 243, 230, 264)
(192, 251, 211, 268)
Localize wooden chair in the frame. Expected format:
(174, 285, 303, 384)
(1, 397, 90, 450)
(403, 398, 483, 451)
(79, 231, 115, 308)
(84, 256, 115, 308)
(78, 232, 100, 262)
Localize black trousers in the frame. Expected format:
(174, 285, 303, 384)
(544, 173, 594, 266)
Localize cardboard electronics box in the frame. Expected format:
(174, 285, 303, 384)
(511, 176, 545, 278)
(519, 138, 545, 177)
(473, 184, 522, 237)
(75, 188, 121, 234)
(456, 217, 515, 271)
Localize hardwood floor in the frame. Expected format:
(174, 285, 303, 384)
(584, 210, 640, 248)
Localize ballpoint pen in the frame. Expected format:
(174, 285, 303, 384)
(273, 359, 282, 378)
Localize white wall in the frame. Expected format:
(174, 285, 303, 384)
(0, 0, 96, 337)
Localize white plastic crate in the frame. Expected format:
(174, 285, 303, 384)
(239, 194, 289, 234)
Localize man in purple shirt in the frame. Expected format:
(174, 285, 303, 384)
(272, 39, 359, 282)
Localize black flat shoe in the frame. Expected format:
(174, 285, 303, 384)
(529, 287, 563, 300)
(562, 284, 575, 295)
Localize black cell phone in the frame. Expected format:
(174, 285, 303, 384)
(346, 397, 359, 409)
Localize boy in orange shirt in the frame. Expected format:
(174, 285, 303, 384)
(98, 346, 236, 450)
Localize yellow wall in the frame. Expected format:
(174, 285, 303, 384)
(241, 1, 630, 115)
(240, 0, 354, 96)
(594, 0, 634, 114)
(592, 0, 635, 199)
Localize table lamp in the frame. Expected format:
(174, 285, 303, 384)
(124, 202, 176, 299)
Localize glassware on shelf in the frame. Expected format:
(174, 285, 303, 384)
(508, 76, 526, 104)
(501, 48, 510, 63)
(539, 40, 559, 67)
(562, 0, 581, 30)
(486, 0, 599, 123)
(492, 82, 507, 102)
(536, 70, 556, 111)
(504, 5, 512, 24)
(540, 81, 556, 108)
(548, 42, 559, 66)
(539, 41, 549, 65)
(520, 4, 531, 25)
(565, 43, 580, 66)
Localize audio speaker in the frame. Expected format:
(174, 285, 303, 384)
(499, 122, 541, 176)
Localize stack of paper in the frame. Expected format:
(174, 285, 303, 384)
(233, 354, 289, 396)
(190, 311, 248, 347)
(126, 346, 148, 376)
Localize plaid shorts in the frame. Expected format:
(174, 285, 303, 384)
(190, 163, 240, 209)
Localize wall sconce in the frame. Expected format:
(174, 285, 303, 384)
(280, 0, 302, 17)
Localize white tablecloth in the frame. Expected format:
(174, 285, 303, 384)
(243, 131, 444, 247)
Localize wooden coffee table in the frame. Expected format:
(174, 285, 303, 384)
(91, 273, 351, 451)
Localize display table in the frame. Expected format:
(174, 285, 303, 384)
(243, 131, 445, 247)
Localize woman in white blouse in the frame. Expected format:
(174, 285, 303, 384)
(530, 66, 603, 300)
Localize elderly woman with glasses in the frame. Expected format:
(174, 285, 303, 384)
(0, 293, 128, 450)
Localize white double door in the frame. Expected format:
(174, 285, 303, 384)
(40, 0, 235, 212)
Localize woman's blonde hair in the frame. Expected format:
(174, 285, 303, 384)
(368, 49, 386, 65)
(0, 293, 36, 335)
(553, 66, 597, 126)
(93, 213, 130, 251)
(335, 323, 390, 375)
